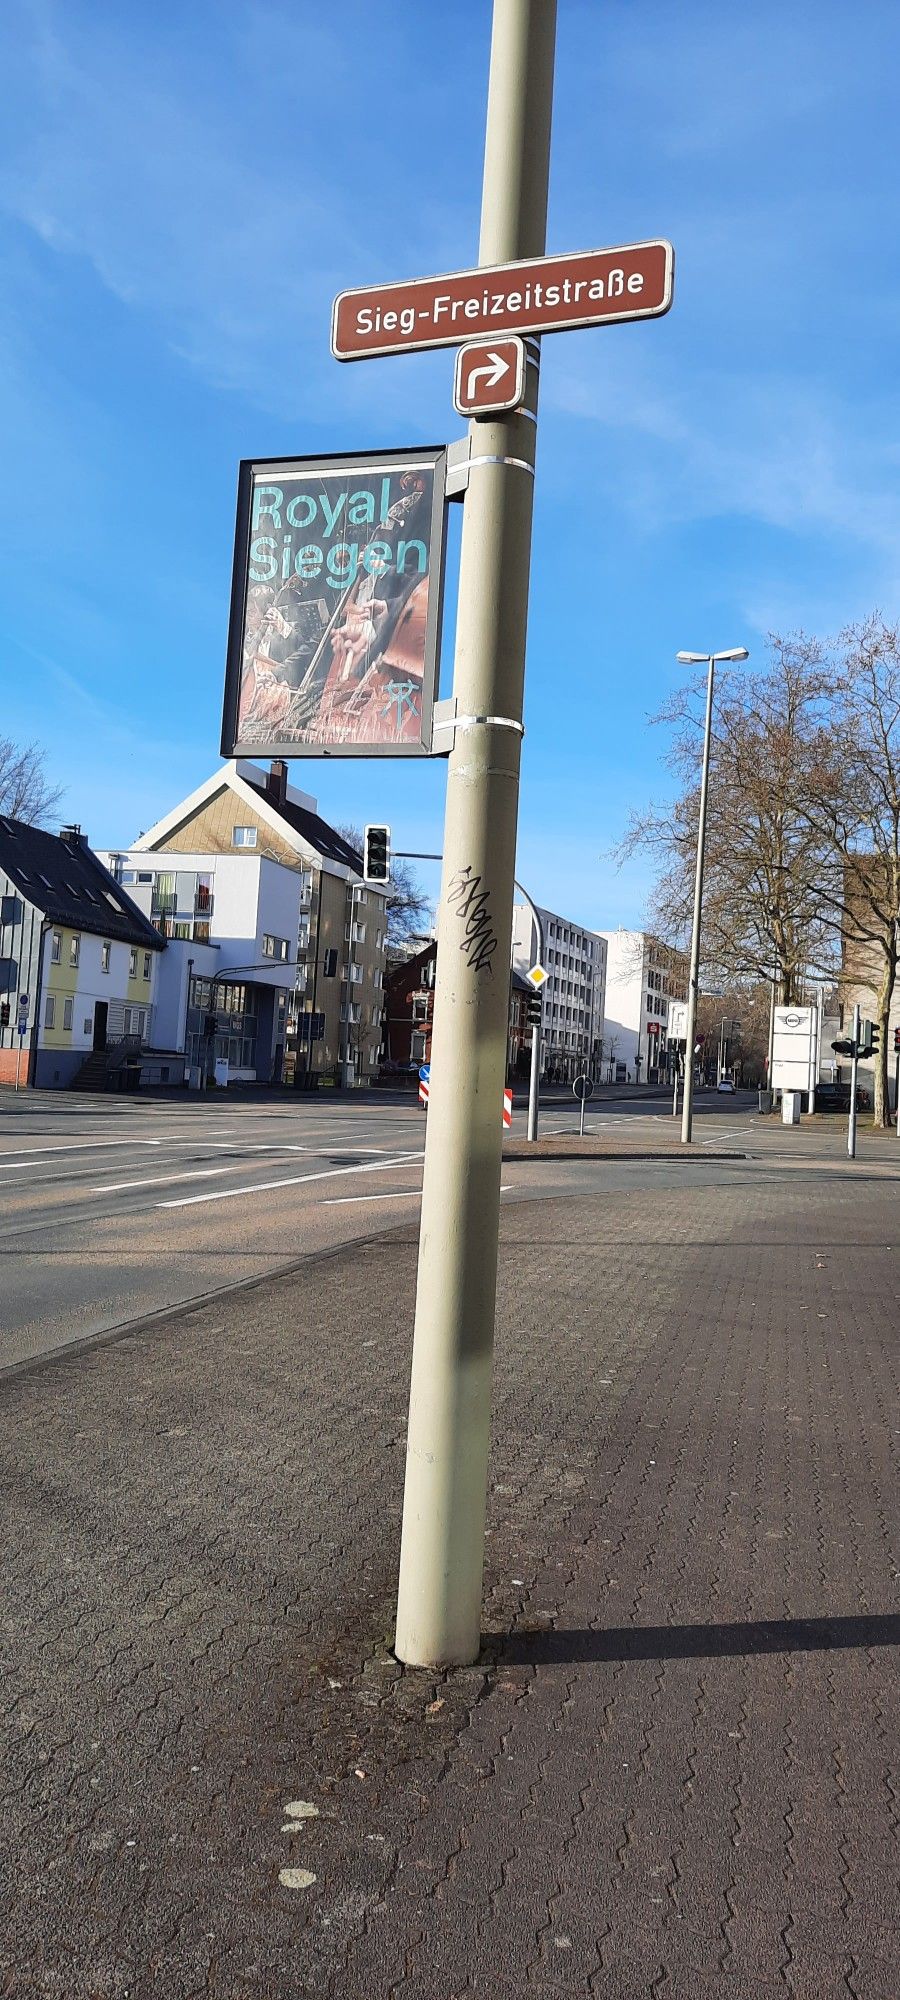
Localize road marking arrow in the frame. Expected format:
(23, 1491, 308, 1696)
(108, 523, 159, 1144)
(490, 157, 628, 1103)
(465, 350, 510, 400)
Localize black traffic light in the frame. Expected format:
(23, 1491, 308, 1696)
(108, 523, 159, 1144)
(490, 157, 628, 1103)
(831, 1038, 854, 1056)
(526, 995, 542, 1025)
(859, 1019, 879, 1057)
(363, 824, 391, 884)
(894, 1027, 900, 1053)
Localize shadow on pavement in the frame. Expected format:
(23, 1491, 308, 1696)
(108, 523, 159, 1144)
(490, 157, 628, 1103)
(495, 1611, 900, 1664)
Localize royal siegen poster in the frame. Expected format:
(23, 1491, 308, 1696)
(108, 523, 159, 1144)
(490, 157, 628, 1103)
(222, 449, 447, 758)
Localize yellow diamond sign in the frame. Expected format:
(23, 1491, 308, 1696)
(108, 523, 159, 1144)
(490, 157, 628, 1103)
(526, 962, 548, 990)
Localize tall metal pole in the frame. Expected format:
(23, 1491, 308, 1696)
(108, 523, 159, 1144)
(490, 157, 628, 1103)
(680, 655, 716, 1145)
(848, 1002, 860, 1160)
(395, 0, 557, 1668)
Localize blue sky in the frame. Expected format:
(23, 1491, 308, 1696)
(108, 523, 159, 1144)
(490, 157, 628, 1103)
(2, 0, 899, 930)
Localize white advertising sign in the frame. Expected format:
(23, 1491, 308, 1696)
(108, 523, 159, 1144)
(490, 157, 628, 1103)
(771, 1006, 818, 1099)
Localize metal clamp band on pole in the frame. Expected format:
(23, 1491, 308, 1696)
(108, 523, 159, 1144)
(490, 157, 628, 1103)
(466, 453, 535, 476)
(454, 714, 525, 735)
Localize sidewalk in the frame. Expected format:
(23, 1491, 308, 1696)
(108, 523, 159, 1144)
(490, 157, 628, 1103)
(1, 1160, 898, 1997)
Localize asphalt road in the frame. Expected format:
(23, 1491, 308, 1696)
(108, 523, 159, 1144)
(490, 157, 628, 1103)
(1, 1084, 894, 1372)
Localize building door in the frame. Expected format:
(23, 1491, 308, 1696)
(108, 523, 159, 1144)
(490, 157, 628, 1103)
(93, 1001, 108, 1052)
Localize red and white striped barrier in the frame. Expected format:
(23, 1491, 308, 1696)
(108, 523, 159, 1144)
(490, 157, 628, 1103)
(502, 1088, 513, 1128)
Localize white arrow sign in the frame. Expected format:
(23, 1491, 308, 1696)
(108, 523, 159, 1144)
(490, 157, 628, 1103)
(465, 350, 509, 400)
(452, 335, 527, 417)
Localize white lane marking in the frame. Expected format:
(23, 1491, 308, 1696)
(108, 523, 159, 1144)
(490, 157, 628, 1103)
(325, 1182, 515, 1206)
(92, 1165, 240, 1193)
(157, 1152, 426, 1209)
(198, 1142, 393, 1156)
(0, 1139, 164, 1168)
(325, 1189, 420, 1205)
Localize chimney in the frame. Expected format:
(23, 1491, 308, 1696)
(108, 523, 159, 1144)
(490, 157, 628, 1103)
(60, 824, 88, 848)
(266, 760, 288, 807)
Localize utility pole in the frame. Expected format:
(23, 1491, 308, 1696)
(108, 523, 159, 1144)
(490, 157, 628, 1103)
(676, 646, 748, 1143)
(848, 1002, 860, 1160)
(394, 0, 557, 1668)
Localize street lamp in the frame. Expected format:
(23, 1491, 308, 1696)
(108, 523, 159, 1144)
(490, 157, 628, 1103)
(675, 647, 749, 1143)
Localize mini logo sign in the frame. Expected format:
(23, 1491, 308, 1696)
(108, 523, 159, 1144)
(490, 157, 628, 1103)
(782, 1012, 802, 1026)
(453, 336, 526, 417)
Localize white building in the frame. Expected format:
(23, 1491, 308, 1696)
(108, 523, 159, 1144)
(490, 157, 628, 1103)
(100, 759, 389, 1087)
(598, 930, 687, 1081)
(511, 902, 606, 1082)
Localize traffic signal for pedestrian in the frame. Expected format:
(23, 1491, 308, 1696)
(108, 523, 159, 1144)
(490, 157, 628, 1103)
(363, 824, 391, 883)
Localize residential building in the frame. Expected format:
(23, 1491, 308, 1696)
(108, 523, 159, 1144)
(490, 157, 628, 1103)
(386, 942, 534, 1082)
(0, 817, 164, 1089)
(599, 930, 687, 1081)
(510, 903, 607, 1083)
(101, 759, 388, 1086)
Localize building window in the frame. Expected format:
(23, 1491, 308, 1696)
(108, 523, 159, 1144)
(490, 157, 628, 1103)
(232, 826, 258, 848)
(69, 935, 80, 968)
(63, 997, 73, 1032)
(44, 996, 55, 1029)
(411, 993, 430, 1022)
(263, 934, 290, 961)
(51, 931, 61, 964)
(411, 1030, 427, 1062)
(143, 952, 152, 979)
(129, 948, 137, 977)
(101, 941, 110, 973)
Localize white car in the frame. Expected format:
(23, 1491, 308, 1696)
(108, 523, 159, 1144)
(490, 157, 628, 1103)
(717, 1077, 736, 1093)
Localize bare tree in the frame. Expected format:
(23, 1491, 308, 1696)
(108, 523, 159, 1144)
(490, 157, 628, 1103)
(618, 640, 838, 1004)
(0, 739, 64, 826)
(796, 617, 900, 1127)
(337, 825, 432, 949)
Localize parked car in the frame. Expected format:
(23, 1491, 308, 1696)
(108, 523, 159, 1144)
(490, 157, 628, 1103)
(716, 1076, 736, 1093)
(815, 1081, 871, 1112)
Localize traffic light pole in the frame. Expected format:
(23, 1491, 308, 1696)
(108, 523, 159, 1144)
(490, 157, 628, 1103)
(394, 0, 557, 1668)
(512, 878, 545, 1143)
(848, 1002, 860, 1160)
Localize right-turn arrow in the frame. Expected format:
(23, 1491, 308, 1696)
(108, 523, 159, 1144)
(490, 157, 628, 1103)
(464, 350, 510, 400)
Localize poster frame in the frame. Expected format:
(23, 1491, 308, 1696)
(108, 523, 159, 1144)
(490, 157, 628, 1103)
(221, 445, 448, 760)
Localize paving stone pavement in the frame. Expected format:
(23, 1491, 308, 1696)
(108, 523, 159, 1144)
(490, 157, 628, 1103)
(1, 1172, 898, 1999)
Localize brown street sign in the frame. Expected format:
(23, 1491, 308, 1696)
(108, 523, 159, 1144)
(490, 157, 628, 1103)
(453, 335, 526, 417)
(332, 239, 673, 361)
